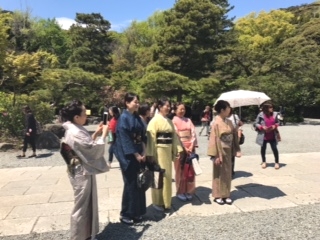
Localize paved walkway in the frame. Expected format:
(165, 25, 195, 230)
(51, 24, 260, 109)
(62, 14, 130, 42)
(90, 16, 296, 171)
(0, 151, 319, 237)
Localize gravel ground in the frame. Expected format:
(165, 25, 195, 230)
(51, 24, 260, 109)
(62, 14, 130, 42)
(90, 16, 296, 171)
(1, 123, 320, 169)
(2, 203, 320, 240)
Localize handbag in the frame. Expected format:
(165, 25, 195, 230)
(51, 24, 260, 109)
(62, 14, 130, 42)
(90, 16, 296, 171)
(275, 130, 281, 142)
(107, 132, 114, 143)
(239, 132, 245, 145)
(137, 167, 154, 191)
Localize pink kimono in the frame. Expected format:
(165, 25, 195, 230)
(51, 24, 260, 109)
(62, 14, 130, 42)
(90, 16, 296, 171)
(172, 116, 198, 195)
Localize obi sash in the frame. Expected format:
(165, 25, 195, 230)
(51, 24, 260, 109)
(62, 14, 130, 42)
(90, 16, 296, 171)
(156, 132, 172, 144)
(178, 130, 191, 141)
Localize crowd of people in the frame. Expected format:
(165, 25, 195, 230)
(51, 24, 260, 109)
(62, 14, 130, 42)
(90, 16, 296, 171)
(30, 93, 281, 240)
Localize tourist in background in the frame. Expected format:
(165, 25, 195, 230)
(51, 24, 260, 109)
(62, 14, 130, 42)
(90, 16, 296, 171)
(106, 106, 120, 168)
(17, 106, 37, 158)
(227, 108, 243, 177)
(254, 102, 280, 169)
(199, 105, 212, 136)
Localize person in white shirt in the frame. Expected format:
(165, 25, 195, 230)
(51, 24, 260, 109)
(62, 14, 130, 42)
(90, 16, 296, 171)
(227, 109, 243, 177)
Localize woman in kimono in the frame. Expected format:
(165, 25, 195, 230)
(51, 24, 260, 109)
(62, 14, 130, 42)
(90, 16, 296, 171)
(60, 100, 109, 240)
(253, 102, 280, 169)
(207, 100, 241, 205)
(114, 93, 147, 225)
(146, 97, 183, 211)
(172, 102, 198, 201)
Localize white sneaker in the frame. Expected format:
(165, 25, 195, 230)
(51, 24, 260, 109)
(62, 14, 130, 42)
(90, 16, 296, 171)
(152, 204, 164, 212)
(177, 194, 187, 201)
(185, 193, 193, 200)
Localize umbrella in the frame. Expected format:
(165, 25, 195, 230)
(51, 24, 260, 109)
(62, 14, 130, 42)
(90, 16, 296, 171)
(214, 90, 271, 108)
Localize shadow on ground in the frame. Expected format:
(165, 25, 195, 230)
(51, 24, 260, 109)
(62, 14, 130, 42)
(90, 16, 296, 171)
(97, 221, 151, 240)
(233, 171, 253, 179)
(232, 183, 286, 200)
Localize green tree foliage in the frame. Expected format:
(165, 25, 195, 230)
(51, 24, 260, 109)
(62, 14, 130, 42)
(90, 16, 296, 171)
(28, 19, 71, 66)
(153, 0, 234, 100)
(67, 13, 113, 76)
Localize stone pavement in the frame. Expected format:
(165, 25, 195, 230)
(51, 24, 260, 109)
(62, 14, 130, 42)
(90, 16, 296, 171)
(0, 151, 319, 237)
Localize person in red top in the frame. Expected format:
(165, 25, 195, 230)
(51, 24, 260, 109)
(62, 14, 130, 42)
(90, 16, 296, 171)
(254, 102, 281, 169)
(107, 106, 120, 167)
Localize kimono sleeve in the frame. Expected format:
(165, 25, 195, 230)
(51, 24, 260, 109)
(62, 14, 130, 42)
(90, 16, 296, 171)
(146, 119, 157, 157)
(117, 116, 137, 156)
(207, 123, 219, 157)
(73, 130, 105, 161)
(190, 119, 198, 148)
(170, 121, 183, 157)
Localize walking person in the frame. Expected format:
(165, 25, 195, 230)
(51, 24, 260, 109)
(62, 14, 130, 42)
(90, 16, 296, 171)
(146, 97, 183, 211)
(254, 102, 281, 169)
(114, 93, 147, 225)
(17, 106, 37, 158)
(106, 106, 120, 168)
(172, 102, 198, 201)
(199, 105, 212, 136)
(208, 100, 241, 205)
(227, 108, 243, 177)
(60, 100, 109, 240)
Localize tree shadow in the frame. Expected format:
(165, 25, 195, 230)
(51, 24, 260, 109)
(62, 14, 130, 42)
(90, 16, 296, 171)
(96, 221, 151, 240)
(232, 171, 253, 179)
(232, 183, 286, 200)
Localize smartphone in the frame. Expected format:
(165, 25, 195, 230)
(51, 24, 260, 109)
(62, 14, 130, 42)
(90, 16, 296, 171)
(103, 112, 108, 125)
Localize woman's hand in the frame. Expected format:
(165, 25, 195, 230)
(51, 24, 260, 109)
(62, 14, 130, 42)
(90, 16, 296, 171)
(236, 151, 241, 158)
(214, 157, 222, 166)
(95, 122, 104, 134)
(134, 153, 145, 162)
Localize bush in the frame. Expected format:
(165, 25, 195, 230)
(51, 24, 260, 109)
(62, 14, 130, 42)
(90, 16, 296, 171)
(0, 92, 55, 140)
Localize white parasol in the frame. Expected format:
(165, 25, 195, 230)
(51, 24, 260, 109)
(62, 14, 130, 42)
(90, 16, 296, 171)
(214, 90, 271, 108)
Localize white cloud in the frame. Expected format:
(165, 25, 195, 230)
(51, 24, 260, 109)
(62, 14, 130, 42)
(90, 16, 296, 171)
(55, 17, 133, 32)
(110, 20, 133, 32)
(56, 17, 76, 30)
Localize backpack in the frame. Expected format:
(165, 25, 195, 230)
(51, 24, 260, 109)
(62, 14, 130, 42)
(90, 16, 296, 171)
(35, 119, 43, 135)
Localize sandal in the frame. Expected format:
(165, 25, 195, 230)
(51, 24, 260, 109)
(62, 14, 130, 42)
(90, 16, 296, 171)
(213, 198, 224, 205)
(274, 163, 280, 170)
(28, 154, 37, 158)
(16, 155, 26, 158)
(223, 198, 233, 205)
(261, 162, 267, 169)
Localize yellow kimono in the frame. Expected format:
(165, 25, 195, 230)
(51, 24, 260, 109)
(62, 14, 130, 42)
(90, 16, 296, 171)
(146, 114, 183, 209)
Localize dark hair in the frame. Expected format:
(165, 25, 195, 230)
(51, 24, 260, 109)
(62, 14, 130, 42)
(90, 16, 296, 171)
(109, 106, 120, 120)
(214, 100, 230, 113)
(262, 102, 273, 116)
(60, 100, 83, 122)
(124, 92, 139, 108)
(173, 102, 185, 112)
(138, 103, 150, 116)
(23, 105, 32, 113)
(157, 97, 171, 110)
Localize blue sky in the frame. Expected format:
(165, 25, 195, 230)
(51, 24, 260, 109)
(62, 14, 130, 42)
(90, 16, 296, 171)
(0, 0, 315, 31)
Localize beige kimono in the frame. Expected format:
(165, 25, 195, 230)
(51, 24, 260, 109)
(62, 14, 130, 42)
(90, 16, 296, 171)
(62, 122, 108, 240)
(207, 116, 240, 198)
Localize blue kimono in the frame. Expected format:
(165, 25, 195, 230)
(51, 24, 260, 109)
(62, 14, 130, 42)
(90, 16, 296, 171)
(114, 110, 147, 219)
